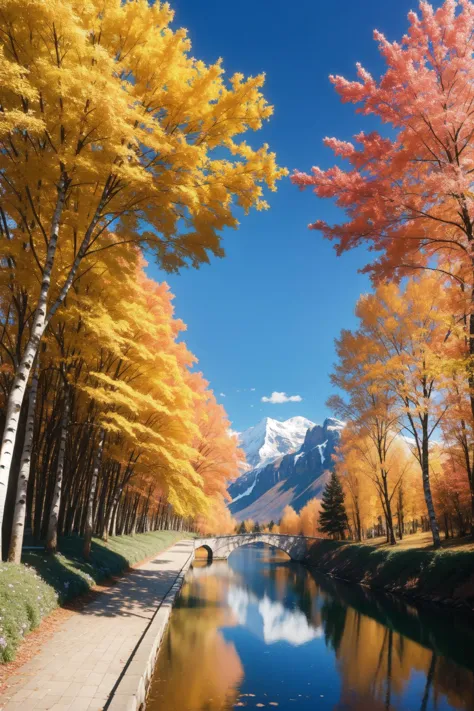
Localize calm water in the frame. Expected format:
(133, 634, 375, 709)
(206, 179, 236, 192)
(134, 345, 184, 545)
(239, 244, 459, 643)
(146, 544, 474, 711)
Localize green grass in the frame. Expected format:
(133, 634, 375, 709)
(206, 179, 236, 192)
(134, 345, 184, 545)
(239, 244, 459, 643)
(305, 539, 474, 607)
(0, 562, 57, 662)
(0, 530, 192, 663)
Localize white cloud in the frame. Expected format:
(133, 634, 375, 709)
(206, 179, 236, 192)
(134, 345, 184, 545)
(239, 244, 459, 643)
(219, 392, 226, 397)
(250, 387, 256, 391)
(228, 428, 240, 439)
(261, 391, 302, 404)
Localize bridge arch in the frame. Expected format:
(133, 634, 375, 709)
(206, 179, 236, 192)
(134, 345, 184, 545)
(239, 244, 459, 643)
(194, 533, 318, 563)
(194, 543, 213, 563)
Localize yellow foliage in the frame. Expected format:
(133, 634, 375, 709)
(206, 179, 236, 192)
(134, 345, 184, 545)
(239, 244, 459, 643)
(279, 506, 300, 535)
(299, 499, 322, 537)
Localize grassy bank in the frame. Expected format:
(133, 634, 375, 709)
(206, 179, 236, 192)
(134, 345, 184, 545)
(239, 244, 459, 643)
(0, 530, 190, 662)
(305, 538, 474, 608)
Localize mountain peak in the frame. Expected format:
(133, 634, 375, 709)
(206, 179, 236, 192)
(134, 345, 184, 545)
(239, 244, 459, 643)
(239, 415, 316, 470)
(323, 417, 345, 431)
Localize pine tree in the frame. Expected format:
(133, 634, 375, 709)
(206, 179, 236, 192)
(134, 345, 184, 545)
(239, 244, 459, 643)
(319, 472, 349, 540)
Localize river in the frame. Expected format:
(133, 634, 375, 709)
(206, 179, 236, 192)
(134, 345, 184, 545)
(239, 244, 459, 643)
(146, 543, 474, 711)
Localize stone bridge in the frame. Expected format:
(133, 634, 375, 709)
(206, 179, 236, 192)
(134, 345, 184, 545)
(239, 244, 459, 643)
(194, 533, 320, 562)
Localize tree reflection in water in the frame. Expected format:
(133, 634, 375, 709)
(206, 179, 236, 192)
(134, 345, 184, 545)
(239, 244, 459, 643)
(146, 544, 474, 711)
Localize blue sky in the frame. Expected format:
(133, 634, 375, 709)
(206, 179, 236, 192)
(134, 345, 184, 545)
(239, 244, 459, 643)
(148, 0, 425, 433)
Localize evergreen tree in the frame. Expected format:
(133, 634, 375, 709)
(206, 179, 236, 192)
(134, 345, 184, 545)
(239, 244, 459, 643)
(237, 521, 246, 534)
(253, 521, 261, 533)
(319, 472, 349, 540)
(268, 520, 275, 532)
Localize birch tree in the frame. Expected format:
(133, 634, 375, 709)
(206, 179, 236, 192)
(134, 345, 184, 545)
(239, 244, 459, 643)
(1, 239, 244, 555)
(7, 363, 39, 562)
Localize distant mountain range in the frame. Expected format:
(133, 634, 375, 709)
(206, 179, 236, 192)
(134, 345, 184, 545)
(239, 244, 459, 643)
(228, 416, 344, 523)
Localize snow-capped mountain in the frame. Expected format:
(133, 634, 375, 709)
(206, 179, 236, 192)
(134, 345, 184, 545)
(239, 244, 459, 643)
(239, 416, 316, 470)
(228, 417, 345, 522)
(229, 416, 315, 506)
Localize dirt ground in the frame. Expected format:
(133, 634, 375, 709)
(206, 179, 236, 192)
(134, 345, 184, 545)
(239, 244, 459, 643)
(370, 530, 474, 551)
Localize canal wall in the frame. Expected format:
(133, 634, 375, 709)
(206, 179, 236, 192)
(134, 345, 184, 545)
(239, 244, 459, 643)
(107, 541, 194, 711)
(304, 539, 474, 610)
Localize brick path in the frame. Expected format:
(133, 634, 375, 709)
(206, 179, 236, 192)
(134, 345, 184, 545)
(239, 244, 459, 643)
(0, 539, 194, 711)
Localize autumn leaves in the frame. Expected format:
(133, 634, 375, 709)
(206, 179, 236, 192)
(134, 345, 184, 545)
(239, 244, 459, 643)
(329, 278, 456, 546)
(294, 1, 474, 547)
(0, 0, 283, 559)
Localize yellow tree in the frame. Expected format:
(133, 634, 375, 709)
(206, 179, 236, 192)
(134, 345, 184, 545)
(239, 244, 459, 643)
(189, 372, 242, 535)
(329, 328, 402, 545)
(7, 241, 206, 560)
(353, 276, 451, 548)
(432, 447, 472, 538)
(78, 265, 210, 555)
(335, 440, 378, 541)
(299, 498, 322, 537)
(279, 505, 300, 535)
(439, 279, 474, 533)
(243, 519, 255, 533)
(0, 0, 285, 550)
(441, 378, 474, 528)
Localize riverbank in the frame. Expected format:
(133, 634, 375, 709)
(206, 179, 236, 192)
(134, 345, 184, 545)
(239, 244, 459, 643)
(304, 538, 474, 609)
(0, 530, 191, 663)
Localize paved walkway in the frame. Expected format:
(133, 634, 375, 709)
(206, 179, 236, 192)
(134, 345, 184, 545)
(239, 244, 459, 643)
(0, 539, 195, 711)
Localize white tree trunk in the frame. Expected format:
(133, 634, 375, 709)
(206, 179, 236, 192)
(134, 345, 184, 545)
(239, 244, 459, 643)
(83, 428, 105, 559)
(46, 389, 70, 553)
(44, 209, 102, 328)
(0, 179, 66, 556)
(7, 365, 40, 563)
(0, 179, 108, 558)
(107, 487, 122, 539)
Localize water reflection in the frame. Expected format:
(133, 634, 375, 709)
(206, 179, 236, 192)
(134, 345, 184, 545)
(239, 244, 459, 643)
(146, 544, 474, 711)
(227, 586, 323, 644)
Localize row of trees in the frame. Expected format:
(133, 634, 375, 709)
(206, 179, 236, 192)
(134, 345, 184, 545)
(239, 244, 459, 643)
(0, 0, 284, 560)
(330, 277, 474, 545)
(328, 277, 459, 546)
(2, 243, 242, 561)
(235, 498, 325, 538)
(292, 0, 474, 548)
